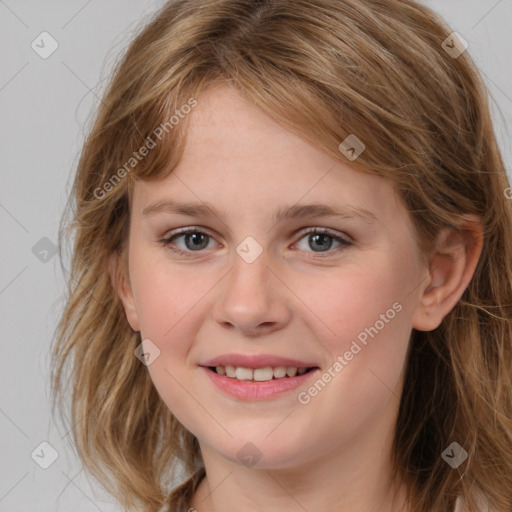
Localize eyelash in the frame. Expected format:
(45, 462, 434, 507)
(159, 226, 353, 258)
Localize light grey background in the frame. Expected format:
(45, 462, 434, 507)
(1, 1, 511, 511)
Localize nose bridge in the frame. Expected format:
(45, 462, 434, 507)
(213, 238, 290, 335)
(227, 241, 273, 309)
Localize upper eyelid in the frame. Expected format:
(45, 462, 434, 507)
(162, 226, 352, 248)
(163, 225, 349, 238)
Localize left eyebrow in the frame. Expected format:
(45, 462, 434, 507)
(142, 198, 378, 224)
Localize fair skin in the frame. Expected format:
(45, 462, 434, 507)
(111, 84, 483, 512)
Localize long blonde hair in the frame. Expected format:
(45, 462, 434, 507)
(50, 1, 512, 511)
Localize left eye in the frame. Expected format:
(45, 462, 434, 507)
(294, 228, 352, 253)
(160, 227, 352, 256)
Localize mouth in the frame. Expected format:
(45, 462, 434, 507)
(201, 364, 321, 401)
(208, 365, 318, 382)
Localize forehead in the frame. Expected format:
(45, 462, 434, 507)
(131, 85, 404, 228)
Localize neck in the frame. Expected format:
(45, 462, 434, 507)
(190, 411, 412, 512)
(192, 459, 409, 512)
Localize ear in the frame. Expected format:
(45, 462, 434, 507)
(412, 215, 483, 332)
(107, 251, 141, 332)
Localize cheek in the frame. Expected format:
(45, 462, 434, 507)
(294, 261, 413, 410)
(305, 260, 413, 405)
(295, 262, 408, 349)
(131, 258, 209, 430)
(290, 272, 411, 454)
(130, 246, 207, 342)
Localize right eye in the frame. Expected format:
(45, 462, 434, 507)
(160, 227, 218, 256)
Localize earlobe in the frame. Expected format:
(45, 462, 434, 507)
(107, 252, 141, 332)
(412, 216, 483, 332)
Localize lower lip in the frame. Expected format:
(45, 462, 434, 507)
(201, 366, 319, 400)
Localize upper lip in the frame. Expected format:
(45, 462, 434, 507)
(201, 354, 318, 369)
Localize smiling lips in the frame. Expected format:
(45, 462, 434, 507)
(200, 353, 319, 399)
(201, 353, 318, 380)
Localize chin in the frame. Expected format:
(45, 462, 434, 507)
(203, 428, 313, 470)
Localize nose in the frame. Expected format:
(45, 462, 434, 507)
(212, 247, 292, 338)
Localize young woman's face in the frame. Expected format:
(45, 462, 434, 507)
(120, 85, 431, 470)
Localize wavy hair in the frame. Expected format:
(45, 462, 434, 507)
(50, 1, 512, 511)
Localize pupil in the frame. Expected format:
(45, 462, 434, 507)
(310, 233, 332, 252)
(186, 232, 208, 250)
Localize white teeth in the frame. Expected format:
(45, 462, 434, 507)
(254, 367, 274, 381)
(235, 367, 254, 380)
(286, 367, 298, 377)
(213, 365, 313, 381)
(273, 366, 287, 378)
